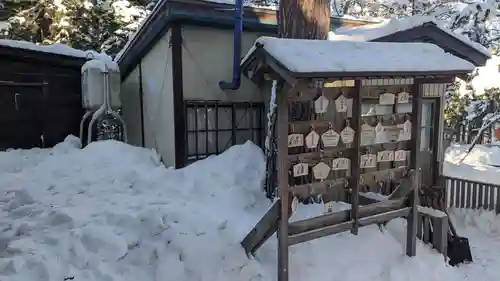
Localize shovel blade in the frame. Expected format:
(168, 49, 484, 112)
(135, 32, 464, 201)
(448, 235, 473, 266)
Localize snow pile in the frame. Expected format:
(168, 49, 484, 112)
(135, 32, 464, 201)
(331, 15, 491, 57)
(450, 208, 500, 235)
(244, 37, 474, 74)
(0, 137, 499, 281)
(444, 144, 500, 185)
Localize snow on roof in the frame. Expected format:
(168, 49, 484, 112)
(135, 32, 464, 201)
(331, 15, 491, 57)
(245, 37, 475, 75)
(467, 56, 500, 95)
(0, 39, 93, 58)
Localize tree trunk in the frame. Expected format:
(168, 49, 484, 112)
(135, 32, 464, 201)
(278, 0, 331, 39)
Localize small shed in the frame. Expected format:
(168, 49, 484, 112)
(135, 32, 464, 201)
(239, 38, 474, 280)
(0, 40, 88, 150)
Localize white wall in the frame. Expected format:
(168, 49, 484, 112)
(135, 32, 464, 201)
(181, 25, 264, 102)
(140, 30, 176, 167)
(120, 66, 142, 146)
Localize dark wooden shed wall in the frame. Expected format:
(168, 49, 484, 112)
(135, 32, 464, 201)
(0, 46, 86, 150)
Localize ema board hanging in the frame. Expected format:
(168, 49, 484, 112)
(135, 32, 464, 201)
(394, 150, 407, 161)
(321, 129, 340, 147)
(288, 133, 304, 147)
(341, 126, 355, 144)
(313, 162, 330, 180)
(397, 92, 410, 103)
(335, 94, 348, 112)
(360, 154, 376, 168)
(332, 157, 349, 170)
(385, 125, 401, 142)
(324, 201, 335, 214)
(293, 163, 309, 177)
(398, 120, 412, 141)
(361, 123, 376, 146)
(305, 130, 320, 149)
(377, 150, 394, 162)
(379, 93, 395, 105)
(314, 95, 329, 114)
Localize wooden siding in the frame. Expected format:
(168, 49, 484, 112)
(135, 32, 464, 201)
(0, 47, 86, 150)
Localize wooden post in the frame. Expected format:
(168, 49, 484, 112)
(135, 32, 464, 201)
(406, 80, 423, 257)
(350, 79, 362, 235)
(276, 84, 289, 281)
(431, 215, 449, 257)
(406, 168, 420, 256)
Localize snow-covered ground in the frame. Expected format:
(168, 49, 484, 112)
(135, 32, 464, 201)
(444, 144, 500, 185)
(1, 137, 499, 281)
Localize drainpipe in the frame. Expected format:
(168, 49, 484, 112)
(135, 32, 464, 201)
(219, 0, 243, 90)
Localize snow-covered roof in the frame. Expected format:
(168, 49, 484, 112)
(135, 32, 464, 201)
(331, 16, 491, 58)
(243, 37, 475, 76)
(0, 39, 93, 58)
(461, 56, 500, 96)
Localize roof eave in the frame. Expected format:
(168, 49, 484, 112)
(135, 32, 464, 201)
(372, 23, 490, 67)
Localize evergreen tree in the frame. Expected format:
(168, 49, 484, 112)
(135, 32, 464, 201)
(1, 0, 154, 57)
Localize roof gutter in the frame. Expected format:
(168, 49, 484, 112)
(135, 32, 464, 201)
(218, 0, 243, 90)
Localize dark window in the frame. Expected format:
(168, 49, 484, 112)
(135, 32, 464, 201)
(420, 101, 435, 151)
(185, 101, 265, 164)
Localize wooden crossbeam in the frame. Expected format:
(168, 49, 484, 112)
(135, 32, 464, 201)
(288, 207, 410, 245)
(241, 200, 281, 256)
(288, 198, 406, 235)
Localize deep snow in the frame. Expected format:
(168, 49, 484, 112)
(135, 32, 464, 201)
(444, 144, 500, 185)
(0, 137, 499, 281)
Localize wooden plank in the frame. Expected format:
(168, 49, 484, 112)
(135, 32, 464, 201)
(483, 183, 489, 210)
(406, 168, 420, 257)
(495, 187, 500, 214)
(472, 182, 478, 209)
(455, 180, 461, 208)
(406, 79, 421, 258)
(489, 185, 495, 211)
(387, 172, 413, 200)
(422, 215, 430, 243)
(449, 178, 455, 208)
(288, 207, 410, 245)
(277, 84, 289, 281)
(466, 181, 472, 208)
(417, 212, 423, 240)
(460, 180, 466, 208)
(241, 200, 280, 256)
(291, 179, 348, 200)
(288, 198, 406, 235)
(432, 216, 449, 256)
(478, 183, 484, 209)
(350, 79, 362, 235)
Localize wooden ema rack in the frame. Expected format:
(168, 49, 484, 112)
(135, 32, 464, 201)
(240, 78, 450, 281)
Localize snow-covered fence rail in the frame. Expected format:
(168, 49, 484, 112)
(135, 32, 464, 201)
(416, 206, 448, 256)
(444, 176, 500, 214)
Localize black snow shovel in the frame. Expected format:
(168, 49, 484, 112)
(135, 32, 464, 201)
(445, 212, 473, 266)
